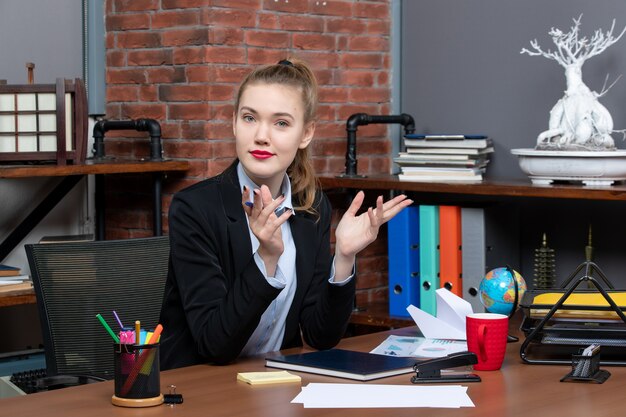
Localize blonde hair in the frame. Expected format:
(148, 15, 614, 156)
(235, 58, 319, 215)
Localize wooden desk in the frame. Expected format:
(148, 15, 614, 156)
(2, 325, 625, 417)
(0, 159, 189, 262)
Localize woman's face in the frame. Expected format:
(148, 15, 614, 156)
(234, 82, 314, 193)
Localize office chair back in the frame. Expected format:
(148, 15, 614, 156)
(25, 236, 170, 381)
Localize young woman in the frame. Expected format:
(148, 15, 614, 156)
(159, 58, 412, 370)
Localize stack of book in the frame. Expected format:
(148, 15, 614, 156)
(0, 264, 32, 293)
(394, 134, 493, 182)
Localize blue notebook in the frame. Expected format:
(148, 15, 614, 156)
(265, 349, 417, 381)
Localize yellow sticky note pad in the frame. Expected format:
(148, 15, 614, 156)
(237, 371, 301, 385)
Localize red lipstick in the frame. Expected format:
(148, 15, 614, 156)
(250, 150, 274, 159)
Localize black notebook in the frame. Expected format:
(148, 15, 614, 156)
(265, 349, 417, 381)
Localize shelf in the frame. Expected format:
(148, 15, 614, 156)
(0, 158, 189, 178)
(318, 175, 626, 201)
(0, 289, 35, 308)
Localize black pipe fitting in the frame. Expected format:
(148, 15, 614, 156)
(342, 113, 415, 177)
(92, 118, 163, 161)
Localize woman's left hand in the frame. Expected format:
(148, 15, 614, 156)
(334, 191, 413, 260)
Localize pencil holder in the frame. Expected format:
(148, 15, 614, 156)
(560, 348, 610, 384)
(111, 343, 163, 407)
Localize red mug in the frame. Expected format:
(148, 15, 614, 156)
(465, 313, 508, 371)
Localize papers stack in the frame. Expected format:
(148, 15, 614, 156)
(292, 383, 474, 408)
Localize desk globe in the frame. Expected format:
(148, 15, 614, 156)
(479, 267, 527, 316)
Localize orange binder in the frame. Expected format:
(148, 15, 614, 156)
(439, 205, 462, 297)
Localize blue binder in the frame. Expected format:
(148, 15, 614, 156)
(419, 205, 440, 316)
(387, 206, 420, 317)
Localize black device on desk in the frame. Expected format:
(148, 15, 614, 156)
(411, 352, 481, 384)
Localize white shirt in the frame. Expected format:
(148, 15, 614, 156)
(236, 163, 353, 356)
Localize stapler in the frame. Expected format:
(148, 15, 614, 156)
(411, 351, 481, 384)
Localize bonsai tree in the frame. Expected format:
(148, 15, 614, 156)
(521, 15, 626, 150)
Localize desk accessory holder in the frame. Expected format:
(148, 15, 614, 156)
(520, 260, 626, 365)
(560, 346, 610, 383)
(411, 351, 481, 384)
(112, 343, 163, 408)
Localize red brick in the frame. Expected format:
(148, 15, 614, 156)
(349, 87, 390, 103)
(164, 140, 213, 158)
(121, 103, 167, 119)
(127, 49, 173, 66)
(139, 85, 158, 101)
(209, 27, 244, 45)
(186, 66, 211, 82)
(262, 0, 307, 13)
(169, 103, 211, 120)
(293, 33, 336, 50)
(340, 53, 384, 69)
(206, 122, 235, 139)
(180, 122, 208, 139)
(106, 103, 122, 119)
(160, 84, 210, 101)
(316, 104, 336, 121)
(348, 36, 389, 52)
(146, 67, 187, 83)
(107, 85, 139, 102)
(106, 13, 151, 31)
(212, 65, 251, 83)
(113, 0, 158, 12)
(244, 31, 290, 48)
(295, 51, 339, 68)
(162, 28, 209, 46)
(107, 68, 147, 84)
(173, 47, 206, 64)
(205, 47, 246, 64)
(107, 50, 126, 67)
(211, 0, 261, 9)
(338, 70, 375, 86)
(162, 0, 210, 9)
(151, 10, 199, 28)
(318, 86, 349, 103)
(257, 13, 279, 30)
(309, 0, 352, 17)
(366, 19, 390, 36)
(212, 140, 237, 158)
(326, 18, 367, 34)
(247, 48, 289, 65)
(202, 8, 256, 27)
(210, 103, 234, 120)
(160, 122, 181, 139)
(209, 85, 235, 102)
(117, 32, 161, 48)
(354, 2, 389, 19)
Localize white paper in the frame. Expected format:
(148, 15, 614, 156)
(407, 288, 474, 340)
(412, 339, 468, 358)
(292, 383, 474, 408)
(369, 335, 425, 357)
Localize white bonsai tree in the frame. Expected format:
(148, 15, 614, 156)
(521, 15, 626, 150)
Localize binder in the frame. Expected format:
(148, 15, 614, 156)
(460, 207, 486, 313)
(461, 205, 521, 313)
(387, 206, 420, 317)
(439, 205, 462, 297)
(419, 205, 439, 316)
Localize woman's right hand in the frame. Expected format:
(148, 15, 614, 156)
(242, 185, 292, 276)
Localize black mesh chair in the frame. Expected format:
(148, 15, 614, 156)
(25, 236, 169, 390)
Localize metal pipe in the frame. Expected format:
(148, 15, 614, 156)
(92, 118, 163, 160)
(342, 113, 416, 177)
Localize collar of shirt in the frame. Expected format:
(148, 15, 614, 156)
(236, 162, 294, 215)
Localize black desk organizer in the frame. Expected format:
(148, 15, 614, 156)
(560, 347, 610, 383)
(519, 260, 626, 366)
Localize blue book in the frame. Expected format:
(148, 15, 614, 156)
(405, 134, 488, 140)
(387, 206, 420, 317)
(419, 205, 440, 316)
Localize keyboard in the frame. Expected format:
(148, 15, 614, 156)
(10, 368, 47, 394)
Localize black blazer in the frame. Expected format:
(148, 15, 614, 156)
(159, 162, 356, 369)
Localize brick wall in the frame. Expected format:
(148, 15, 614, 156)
(104, 0, 393, 306)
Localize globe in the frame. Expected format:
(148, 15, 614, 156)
(479, 267, 527, 316)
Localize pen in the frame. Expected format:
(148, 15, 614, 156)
(96, 313, 120, 343)
(135, 320, 141, 346)
(112, 310, 124, 329)
(121, 324, 164, 396)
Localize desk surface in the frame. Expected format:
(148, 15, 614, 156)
(2, 325, 625, 417)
